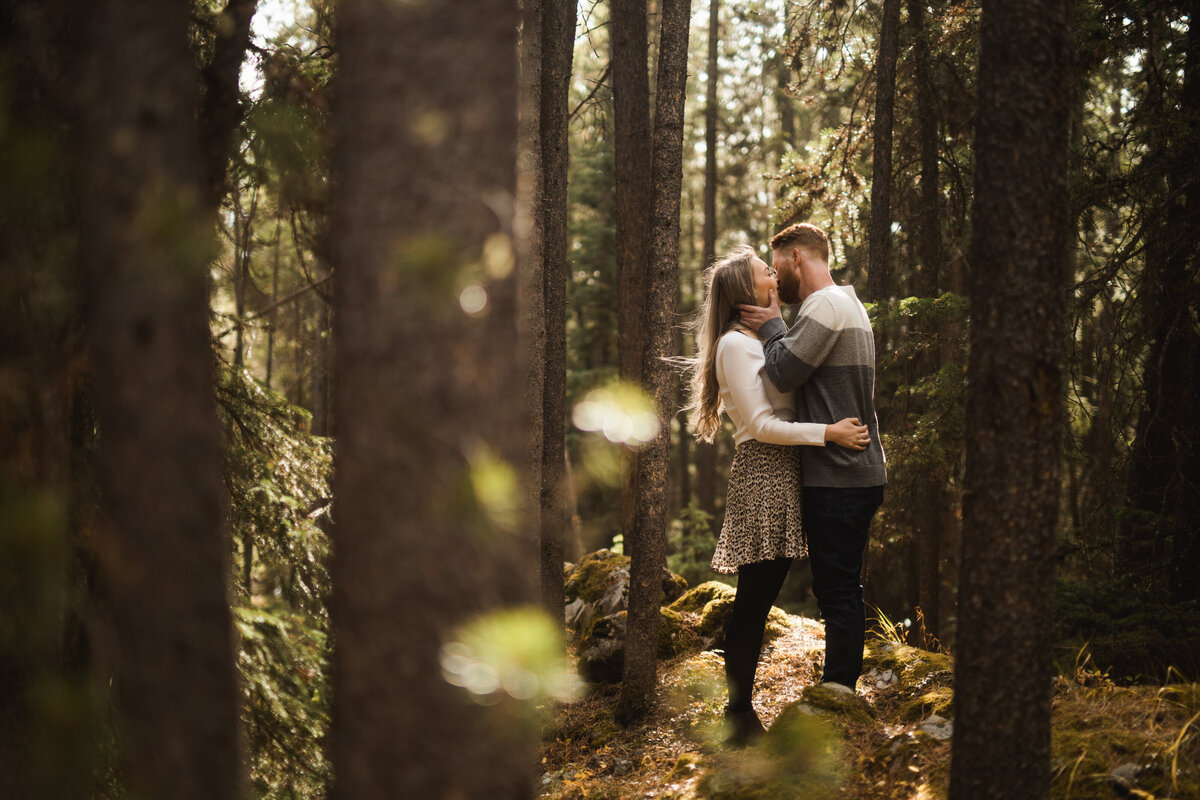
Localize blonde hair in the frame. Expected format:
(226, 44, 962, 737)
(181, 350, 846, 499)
(684, 245, 758, 442)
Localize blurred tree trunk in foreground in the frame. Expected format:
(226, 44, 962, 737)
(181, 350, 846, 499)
(0, 3, 99, 796)
(950, 0, 1071, 798)
(619, 0, 692, 723)
(73, 1, 245, 797)
(329, 0, 535, 796)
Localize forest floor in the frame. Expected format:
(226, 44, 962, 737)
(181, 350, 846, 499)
(536, 613, 1200, 800)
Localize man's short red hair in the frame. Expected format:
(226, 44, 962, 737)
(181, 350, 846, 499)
(770, 223, 829, 262)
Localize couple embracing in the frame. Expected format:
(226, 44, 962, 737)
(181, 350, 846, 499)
(683, 222, 887, 746)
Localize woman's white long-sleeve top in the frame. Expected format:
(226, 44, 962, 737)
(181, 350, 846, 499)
(715, 330, 827, 447)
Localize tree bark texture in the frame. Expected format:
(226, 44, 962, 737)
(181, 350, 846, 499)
(619, 0, 692, 723)
(518, 0, 548, 619)
(329, 0, 533, 797)
(949, 1, 1071, 798)
(909, 0, 946, 644)
(612, 0, 652, 544)
(909, 0, 942, 298)
(73, 1, 245, 798)
(539, 0, 578, 623)
(866, 0, 901, 302)
(693, 0, 721, 519)
(703, 0, 719, 275)
(1124, 7, 1200, 604)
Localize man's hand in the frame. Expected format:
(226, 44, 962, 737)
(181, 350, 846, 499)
(736, 288, 782, 332)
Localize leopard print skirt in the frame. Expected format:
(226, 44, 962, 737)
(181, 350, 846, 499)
(710, 439, 806, 574)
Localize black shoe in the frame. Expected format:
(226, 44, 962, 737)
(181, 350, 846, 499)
(723, 706, 765, 747)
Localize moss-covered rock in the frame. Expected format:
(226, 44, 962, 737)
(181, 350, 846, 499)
(696, 595, 794, 648)
(659, 606, 702, 659)
(783, 683, 875, 726)
(897, 685, 954, 722)
(669, 580, 735, 614)
(577, 606, 705, 684)
(565, 550, 629, 605)
(697, 703, 845, 800)
(862, 641, 954, 707)
(564, 551, 690, 641)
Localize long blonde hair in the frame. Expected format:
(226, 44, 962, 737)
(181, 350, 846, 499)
(684, 245, 759, 442)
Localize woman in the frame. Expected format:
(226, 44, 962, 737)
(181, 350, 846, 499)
(684, 244, 869, 745)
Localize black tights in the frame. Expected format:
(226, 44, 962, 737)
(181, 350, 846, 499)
(723, 557, 793, 712)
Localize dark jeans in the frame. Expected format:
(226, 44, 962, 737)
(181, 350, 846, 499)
(724, 557, 792, 713)
(803, 484, 885, 689)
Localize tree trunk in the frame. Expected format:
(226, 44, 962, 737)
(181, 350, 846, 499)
(704, 0, 719, 278)
(909, 0, 945, 645)
(612, 0, 652, 545)
(328, 0, 534, 796)
(693, 0, 721, 520)
(618, 0, 692, 723)
(949, 0, 1071, 798)
(1124, 7, 1200, 604)
(73, 1, 245, 797)
(539, 0, 577, 624)
(0, 5, 98, 795)
(866, 0, 901, 303)
(519, 0, 547, 625)
(910, 0, 942, 298)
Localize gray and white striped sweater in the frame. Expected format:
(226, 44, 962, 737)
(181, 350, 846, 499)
(759, 284, 887, 488)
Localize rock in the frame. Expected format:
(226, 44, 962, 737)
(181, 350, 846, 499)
(564, 597, 588, 630)
(563, 550, 688, 641)
(1107, 761, 1163, 795)
(1110, 762, 1140, 786)
(862, 640, 955, 722)
(668, 580, 736, 613)
(864, 667, 899, 689)
(577, 606, 702, 684)
(787, 682, 875, 725)
(672, 583, 792, 649)
(917, 714, 953, 741)
(577, 613, 628, 683)
(897, 685, 954, 722)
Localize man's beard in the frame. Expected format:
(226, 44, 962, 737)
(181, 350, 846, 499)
(777, 270, 802, 304)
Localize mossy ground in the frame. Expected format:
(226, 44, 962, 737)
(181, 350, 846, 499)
(538, 616, 1200, 800)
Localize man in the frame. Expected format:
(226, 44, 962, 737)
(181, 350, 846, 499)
(737, 222, 887, 692)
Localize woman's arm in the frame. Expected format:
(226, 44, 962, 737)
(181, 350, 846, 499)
(718, 334, 826, 446)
